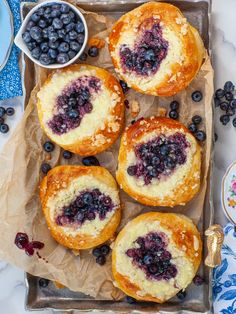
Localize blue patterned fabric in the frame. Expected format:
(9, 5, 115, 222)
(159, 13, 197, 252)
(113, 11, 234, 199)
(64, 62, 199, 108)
(213, 223, 236, 314)
(0, 0, 36, 100)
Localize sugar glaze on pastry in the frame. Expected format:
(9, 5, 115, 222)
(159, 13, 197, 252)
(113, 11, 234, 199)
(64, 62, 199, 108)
(40, 166, 121, 250)
(116, 117, 201, 207)
(112, 212, 202, 303)
(109, 2, 204, 96)
(37, 64, 125, 156)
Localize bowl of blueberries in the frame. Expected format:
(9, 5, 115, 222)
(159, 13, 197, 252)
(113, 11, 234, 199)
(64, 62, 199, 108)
(14, 0, 88, 68)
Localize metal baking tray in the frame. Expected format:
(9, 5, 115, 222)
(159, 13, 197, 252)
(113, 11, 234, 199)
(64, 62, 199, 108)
(22, 0, 213, 313)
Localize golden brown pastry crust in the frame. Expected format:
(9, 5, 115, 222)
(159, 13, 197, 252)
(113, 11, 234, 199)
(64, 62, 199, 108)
(40, 165, 121, 250)
(37, 64, 125, 156)
(109, 2, 205, 97)
(112, 212, 202, 303)
(116, 117, 201, 207)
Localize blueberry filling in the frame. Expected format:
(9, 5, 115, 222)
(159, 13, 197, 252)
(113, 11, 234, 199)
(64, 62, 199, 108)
(48, 76, 101, 134)
(126, 232, 177, 281)
(127, 133, 189, 185)
(55, 189, 116, 227)
(119, 20, 168, 76)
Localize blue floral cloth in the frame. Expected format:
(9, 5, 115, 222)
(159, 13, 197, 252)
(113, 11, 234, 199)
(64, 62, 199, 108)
(0, 0, 36, 100)
(213, 223, 236, 314)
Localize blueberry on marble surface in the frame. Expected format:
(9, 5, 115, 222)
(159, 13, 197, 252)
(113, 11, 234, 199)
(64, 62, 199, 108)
(224, 81, 235, 93)
(215, 88, 225, 99)
(0, 124, 9, 133)
(220, 114, 230, 125)
(233, 118, 236, 128)
(220, 101, 229, 111)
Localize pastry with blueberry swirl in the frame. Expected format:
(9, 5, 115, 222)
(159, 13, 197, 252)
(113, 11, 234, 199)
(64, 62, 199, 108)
(116, 117, 201, 207)
(37, 64, 125, 156)
(109, 2, 204, 96)
(40, 165, 121, 250)
(112, 212, 202, 303)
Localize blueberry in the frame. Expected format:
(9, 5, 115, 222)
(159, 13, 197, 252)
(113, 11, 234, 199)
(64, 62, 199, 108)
(40, 42, 49, 53)
(68, 50, 76, 59)
(169, 110, 179, 120)
(48, 31, 58, 42)
(226, 108, 235, 116)
(188, 123, 197, 133)
(22, 31, 31, 43)
(51, 4, 61, 11)
(70, 42, 81, 53)
(143, 255, 153, 265)
(100, 245, 110, 256)
(151, 156, 160, 165)
(82, 156, 100, 166)
(225, 92, 234, 101)
(193, 275, 204, 286)
(125, 296, 136, 304)
(170, 100, 179, 111)
(88, 46, 99, 57)
(48, 49, 58, 60)
(195, 130, 206, 142)
(57, 28, 66, 39)
(177, 290, 186, 300)
(220, 101, 229, 111)
(144, 49, 155, 61)
(83, 192, 93, 205)
(160, 145, 170, 156)
(39, 53, 52, 65)
(61, 13, 71, 25)
(192, 115, 202, 125)
(96, 255, 106, 266)
(38, 19, 47, 29)
(58, 42, 69, 53)
(215, 88, 225, 99)
(75, 21, 84, 33)
(50, 9, 61, 18)
(61, 4, 70, 13)
(224, 81, 235, 92)
(65, 22, 75, 33)
(0, 107, 6, 117)
(148, 264, 159, 274)
(39, 278, 49, 288)
(26, 20, 35, 31)
(68, 30, 78, 40)
(92, 248, 101, 257)
(31, 47, 41, 60)
(164, 156, 175, 169)
(230, 99, 236, 109)
(52, 18, 63, 30)
(57, 53, 69, 64)
(232, 118, 236, 128)
(214, 97, 221, 107)
(127, 165, 137, 176)
(192, 91, 203, 102)
(68, 10, 75, 20)
(42, 28, 48, 39)
(63, 150, 73, 159)
(49, 40, 59, 49)
(41, 163, 51, 174)
(0, 124, 9, 133)
(68, 109, 79, 119)
(77, 34, 84, 44)
(30, 26, 42, 41)
(79, 52, 87, 61)
(64, 34, 70, 43)
(27, 41, 37, 51)
(220, 114, 230, 125)
(6, 107, 15, 116)
(43, 141, 55, 152)
(31, 12, 40, 23)
(119, 80, 129, 93)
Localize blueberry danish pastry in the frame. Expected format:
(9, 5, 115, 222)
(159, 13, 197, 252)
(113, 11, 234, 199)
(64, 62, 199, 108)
(40, 165, 121, 250)
(112, 212, 202, 303)
(116, 117, 201, 207)
(109, 2, 204, 96)
(37, 64, 125, 156)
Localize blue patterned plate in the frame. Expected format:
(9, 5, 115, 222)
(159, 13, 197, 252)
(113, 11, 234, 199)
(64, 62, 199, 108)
(0, 0, 14, 72)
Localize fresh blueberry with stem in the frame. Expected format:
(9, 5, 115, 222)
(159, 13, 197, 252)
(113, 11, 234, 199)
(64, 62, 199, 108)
(192, 91, 203, 102)
(40, 42, 49, 53)
(88, 46, 99, 57)
(169, 110, 179, 120)
(43, 141, 55, 152)
(63, 150, 73, 159)
(220, 115, 230, 125)
(41, 163, 51, 174)
(192, 115, 202, 125)
(170, 100, 179, 111)
(58, 42, 70, 53)
(195, 130, 206, 142)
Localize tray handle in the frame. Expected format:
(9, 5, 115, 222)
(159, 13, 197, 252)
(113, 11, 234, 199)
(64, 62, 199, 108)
(204, 224, 224, 268)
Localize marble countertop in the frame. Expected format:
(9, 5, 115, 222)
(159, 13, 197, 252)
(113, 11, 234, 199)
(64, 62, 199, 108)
(0, 0, 235, 313)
